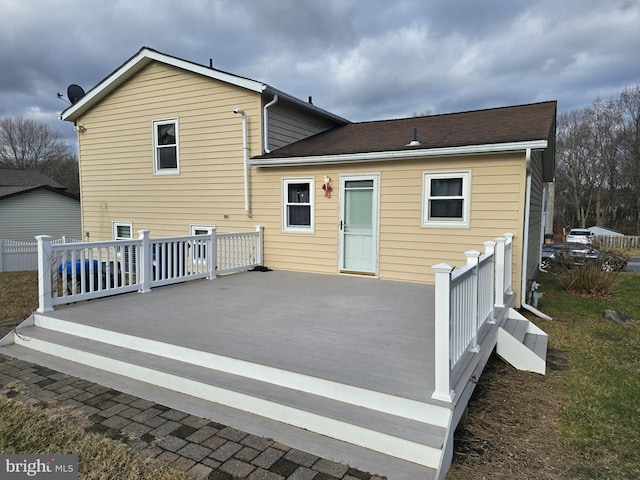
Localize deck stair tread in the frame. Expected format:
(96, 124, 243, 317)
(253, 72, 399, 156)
(0, 343, 436, 480)
(502, 317, 528, 343)
(524, 331, 548, 360)
(11, 325, 447, 450)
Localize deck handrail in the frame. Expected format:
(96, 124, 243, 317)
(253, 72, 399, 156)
(431, 233, 514, 403)
(36, 227, 264, 312)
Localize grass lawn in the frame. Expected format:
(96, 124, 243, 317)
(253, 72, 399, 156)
(535, 271, 640, 479)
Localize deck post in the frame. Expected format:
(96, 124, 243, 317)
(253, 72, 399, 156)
(484, 241, 497, 324)
(503, 233, 514, 295)
(431, 263, 455, 403)
(208, 227, 217, 279)
(255, 225, 264, 266)
(465, 250, 481, 353)
(36, 235, 54, 313)
(494, 237, 506, 309)
(138, 230, 151, 293)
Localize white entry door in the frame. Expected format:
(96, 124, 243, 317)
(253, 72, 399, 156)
(339, 174, 379, 274)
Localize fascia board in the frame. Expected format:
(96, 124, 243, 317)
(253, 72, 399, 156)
(61, 48, 264, 122)
(248, 140, 549, 167)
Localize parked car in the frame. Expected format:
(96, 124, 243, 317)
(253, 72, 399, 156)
(541, 243, 628, 272)
(566, 228, 594, 244)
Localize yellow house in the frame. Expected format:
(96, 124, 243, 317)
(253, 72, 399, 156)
(61, 47, 556, 309)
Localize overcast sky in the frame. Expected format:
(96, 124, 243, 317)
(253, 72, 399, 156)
(1, 0, 639, 146)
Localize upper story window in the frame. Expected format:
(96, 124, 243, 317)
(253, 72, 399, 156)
(422, 171, 470, 227)
(282, 177, 314, 233)
(153, 118, 179, 174)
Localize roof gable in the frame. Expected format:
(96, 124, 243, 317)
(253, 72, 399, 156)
(0, 169, 78, 200)
(61, 47, 349, 125)
(252, 101, 557, 164)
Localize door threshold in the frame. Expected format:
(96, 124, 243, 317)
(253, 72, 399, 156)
(339, 270, 377, 276)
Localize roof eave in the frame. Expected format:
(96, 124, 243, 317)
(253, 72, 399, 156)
(248, 140, 549, 167)
(61, 47, 265, 122)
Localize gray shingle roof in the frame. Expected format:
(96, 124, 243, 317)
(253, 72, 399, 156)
(254, 101, 557, 160)
(0, 169, 69, 199)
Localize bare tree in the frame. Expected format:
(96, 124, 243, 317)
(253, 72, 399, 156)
(555, 109, 598, 228)
(617, 82, 640, 233)
(0, 116, 72, 169)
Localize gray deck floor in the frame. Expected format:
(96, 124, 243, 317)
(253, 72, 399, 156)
(46, 270, 436, 402)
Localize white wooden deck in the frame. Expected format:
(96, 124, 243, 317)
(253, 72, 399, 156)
(38, 270, 437, 401)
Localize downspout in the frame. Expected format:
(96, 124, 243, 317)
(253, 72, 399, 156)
(521, 148, 552, 321)
(263, 94, 278, 153)
(233, 109, 251, 217)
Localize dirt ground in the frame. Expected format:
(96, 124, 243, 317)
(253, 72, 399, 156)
(447, 351, 575, 479)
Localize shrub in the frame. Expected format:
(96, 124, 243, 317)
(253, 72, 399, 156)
(556, 261, 621, 297)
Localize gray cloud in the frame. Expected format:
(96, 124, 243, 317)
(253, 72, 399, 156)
(1, 0, 639, 145)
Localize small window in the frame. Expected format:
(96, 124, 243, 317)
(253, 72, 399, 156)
(153, 118, 179, 174)
(113, 222, 132, 240)
(282, 177, 314, 233)
(113, 222, 134, 273)
(422, 171, 470, 227)
(190, 225, 215, 261)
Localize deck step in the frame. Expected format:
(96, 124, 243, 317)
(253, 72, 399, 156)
(1, 343, 436, 480)
(496, 308, 548, 375)
(5, 321, 448, 474)
(502, 316, 529, 343)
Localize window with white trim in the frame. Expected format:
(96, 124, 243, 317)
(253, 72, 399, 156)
(153, 118, 179, 174)
(190, 225, 215, 262)
(282, 177, 314, 233)
(113, 222, 132, 240)
(113, 222, 134, 273)
(422, 171, 470, 227)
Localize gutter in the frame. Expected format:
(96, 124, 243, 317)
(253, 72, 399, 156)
(233, 109, 251, 216)
(521, 148, 552, 321)
(263, 94, 279, 153)
(249, 140, 549, 167)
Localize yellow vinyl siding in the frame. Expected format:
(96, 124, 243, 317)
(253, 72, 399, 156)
(76, 62, 262, 240)
(252, 153, 526, 285)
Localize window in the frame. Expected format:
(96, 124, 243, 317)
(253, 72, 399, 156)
(113, 222, 134, 273)
(190, 225, 215, 262)
(422, 171, 470, 227)
(153, 118, 179, 174)
(113, 222, 132, 240)
(282, 177, 314, 233)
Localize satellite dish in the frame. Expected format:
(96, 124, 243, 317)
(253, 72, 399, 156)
(67, 84, 86, 104)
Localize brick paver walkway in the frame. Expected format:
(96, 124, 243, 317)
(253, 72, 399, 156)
(0, 354, 385, 480)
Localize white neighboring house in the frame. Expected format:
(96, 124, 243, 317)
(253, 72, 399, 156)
(588, 226, 625, 237)
(0, 169, 81, 241)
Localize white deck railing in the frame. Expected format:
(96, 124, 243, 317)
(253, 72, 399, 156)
(36, 226, 263, 312)
(431, 233, 514, 403)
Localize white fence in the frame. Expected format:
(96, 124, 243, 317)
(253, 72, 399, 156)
(431, 234, 514, 403)
(594, 235, 640, 249)
(37, 226, 263, 312)
(0, 237, 82, 272)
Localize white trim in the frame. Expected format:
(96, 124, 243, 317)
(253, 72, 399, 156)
(338, 173, 380, 275)
(422, 171, 471, 228)
(153, 118, 180, 175)
(282, 177, 315, 234)
(249, 140, 549, 167)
